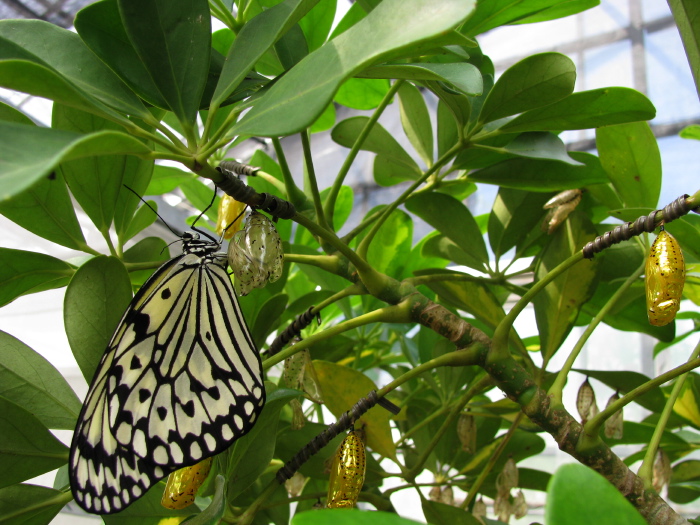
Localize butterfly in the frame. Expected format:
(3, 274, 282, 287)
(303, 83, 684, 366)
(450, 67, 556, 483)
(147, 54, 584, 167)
(69, 229, 266, 514)
(645, 228, 685, 326)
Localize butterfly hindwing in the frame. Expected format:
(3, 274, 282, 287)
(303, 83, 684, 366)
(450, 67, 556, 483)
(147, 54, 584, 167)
(69, 239, 265, 514)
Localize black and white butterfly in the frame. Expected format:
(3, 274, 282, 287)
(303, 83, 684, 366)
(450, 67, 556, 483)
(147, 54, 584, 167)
(69, 230, 265, 514)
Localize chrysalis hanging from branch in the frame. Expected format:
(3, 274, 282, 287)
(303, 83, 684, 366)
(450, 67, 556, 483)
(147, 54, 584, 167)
(326, 429, 366, 508)
(645, 228, 685, 326)
(161, 457, 213, 510)
(542, 189, 582, 234)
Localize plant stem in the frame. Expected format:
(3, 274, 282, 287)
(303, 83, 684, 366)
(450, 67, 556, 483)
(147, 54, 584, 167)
(324, 80, 404, 225)
(300, 130, 330, 231)
(637, 339, 700, 489)
(549, 260, 646, 406)
(461, 412, 524, 509)
(272, 137, 307, 208)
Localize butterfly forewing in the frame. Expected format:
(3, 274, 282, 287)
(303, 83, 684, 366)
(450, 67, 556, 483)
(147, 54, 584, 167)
(69, 239, 265, 514)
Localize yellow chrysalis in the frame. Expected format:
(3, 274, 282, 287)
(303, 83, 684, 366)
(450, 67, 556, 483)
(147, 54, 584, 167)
(327, 430, 366, 508)
(216, 194, 247, 239)
(161, 457, 213, 510)
(645, 229, 685, 326)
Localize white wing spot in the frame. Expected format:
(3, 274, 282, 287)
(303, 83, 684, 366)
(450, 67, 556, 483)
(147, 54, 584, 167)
(234, 415, 243, 429)
(204, 433, 216, 451)
(222, 424, 233, 441)
(154, 446, 169, 465)
(190, 442, 202, 460)
(244, 401, 254, 415)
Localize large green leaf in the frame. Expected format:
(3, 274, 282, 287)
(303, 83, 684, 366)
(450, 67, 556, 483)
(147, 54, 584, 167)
(0, 19, 148, 119)
(422, 498, 481, 525)
(405, 193, 489, 272)
(397, 83, 433, 166)
(465, 151, 607, 191)
(64, 256, 133, 382)
(596, 121, 661, 208)
(0, 249, 74, 307)
(534, 211, 599, 361)
(668, 0, 700, 100)
(488, 188, 551, 258)
(74, 0, 168, 109)
(461, 0, 571, 35)
(545, 463, 647, 525)
(366, 208, 413, 277)
(360, 63, 482, 96)
(0, 331, 81, 430)
(512, 0, 599, 24)
(499, 87, 656, 133)
(0, 397, 69, 490)
(669, 460, 700, 504)
(0, 484, 70, 525)
(232, 0, 476, 136)
(101, 482, 191, 524)
(0, 102, 33, 125)
(0, 121, 151, 202)
(293, 509, 424, 525)
(212, 0, 319, 107)
(298, 0, 335, 52)
(477, 52, 575, 125)
(118, 0, 211, 129)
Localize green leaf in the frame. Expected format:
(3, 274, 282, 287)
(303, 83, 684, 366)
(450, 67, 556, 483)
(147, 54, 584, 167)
(146, 164, 195, 195)
(309, 101, 336, 133)
(181, 178, 220, 224)
(101, 482, 191, 524)
(0, 102, 33, 125)
(478, 52, 576, 125)
(64, 256, 133, 382)
(488, 188, 551, 258)
(0, 121, 152, 202)
(0, 397, 68, 489)
(120, 201, 159, 244)
(225, 385, 299, 500)
(437, 100, 459, 158)
(398, 82, 433, 166)
(118, 0, 211, 128)
(500, 87, 656, 133)
(184, 475, 226, 525)
(275, 23, 309, 70)
(534, 211, 599, 361)
(421, 235, 483, 270)
(405, 192, 488, 272)
(53, 104, 152, 233)
(460, 430, 545, 475)
(232, 0, 476, 136)
(0, 249, 74, 307)
(74, 0, 169, 109)
(314, 361, 396, 460)
(0, 331, 81, 430)
(251, 294, 288, 348)
(670, 460, 700, 504)
(680, 124, 700, 141)
(422, 498, 481, 525)
(512, 0, 599, 24)
(428, 81, 471, 129)
(360, 63, 483, 96)
(293, 509, 424, 525)
(298, 0, 335, 52)
(122, 236, 169, 287)
(461, 0, 567, 35)
(212, 0, 319, 107)
(596, 121, 661, 208)
(0, 483, 70, 525)
(0, 19, 148, 119)
(465, 151, 607, 191)
(366, 208, 413, 277)
(545, 463, 647, 525)
(668, 0, 700, 100)
(467, 131, 582, 167)
(334, 78, 390, 110)
(332, 116, 421, 180)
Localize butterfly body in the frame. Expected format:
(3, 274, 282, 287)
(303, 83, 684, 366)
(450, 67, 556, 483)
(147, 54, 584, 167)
(70, 232, 265, 514)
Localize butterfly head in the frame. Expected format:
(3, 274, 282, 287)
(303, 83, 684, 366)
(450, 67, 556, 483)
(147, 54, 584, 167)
(181, 231, 220, 255)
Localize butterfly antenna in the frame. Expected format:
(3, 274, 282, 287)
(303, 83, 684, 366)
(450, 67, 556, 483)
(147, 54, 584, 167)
(190, 187, 219, 243)
(222, 204, 250, 239)
(123, 185, 182, 238)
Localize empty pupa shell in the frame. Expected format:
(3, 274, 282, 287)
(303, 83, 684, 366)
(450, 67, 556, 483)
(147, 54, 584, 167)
(645, 229, 685, 326)
(542, 189, 582, 234)
(576, 378, 598, 424)
(604, 392, 623, 440)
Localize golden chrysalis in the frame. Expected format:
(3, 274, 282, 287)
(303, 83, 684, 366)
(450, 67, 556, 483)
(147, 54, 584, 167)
(161, 457, 213, 510)
(327, 430, 366, 508)
(645, 229, 685, 326)
(216, 194, 247, 240)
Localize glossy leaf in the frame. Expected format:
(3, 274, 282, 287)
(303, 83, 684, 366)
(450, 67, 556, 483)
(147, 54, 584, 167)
(405, 192, 488, 272)
(397, 82, 433, 166)
(596, 121, 661, 208)
(488, 188, 551, 258)
(534, 211, 599, 361)
(118, 0, 211, 128)
(0, 249, 74, 307)
(0, 19, 148, 119)
(466, 151, 607, 191)
(668, 0, 700, 100)
(0, 397, 69, 489)
(513, 0, 599, 24)
(0, 331, 81, 430)
(145, 164, 195, 195)
(0, 121, 151, 202)
(461, 0, 569, 35)
(212, 0, 319, 107)
(360, 63, 482, 96)
(0, 102, 33, 125)
(460, 430, 545, 475)
(120, 201, 159, 244)
(366, 208, 413, 277)
(298, 0, 335, 52)
(0, 484, 69, 525)
(669, 460, 700, 504)
(74, 0, 169, 109)
(545, 463, 647, 525)
(500, 87, 656, 133)
(421, 235, 486, 271)
(422, 498, 481, 525)
(275, 23, 309, 71)
(251, 294, 288, 348)
(335, 78, 390, 110)
(437, 100, 459, 158)
(232, 0, 476, 136)
(314, 360, 396, 460)
(64, 256, 133, 382)
(478, 52, 576, 125)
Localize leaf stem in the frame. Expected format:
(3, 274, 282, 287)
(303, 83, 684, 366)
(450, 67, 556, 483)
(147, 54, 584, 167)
(300, 130, 330, 231)
(271, 137, 307, 208)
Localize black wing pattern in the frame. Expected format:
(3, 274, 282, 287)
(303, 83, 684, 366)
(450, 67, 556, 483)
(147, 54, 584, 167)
(69, 244, 265, 514)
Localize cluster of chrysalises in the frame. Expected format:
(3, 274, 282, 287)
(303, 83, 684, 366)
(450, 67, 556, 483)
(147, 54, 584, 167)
(228, 210, 284, 295)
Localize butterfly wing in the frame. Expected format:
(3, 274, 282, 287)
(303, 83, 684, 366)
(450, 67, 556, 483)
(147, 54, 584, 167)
(69, 252, 265, 514)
